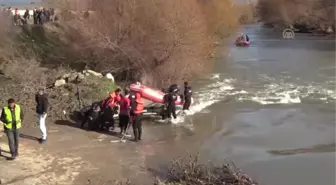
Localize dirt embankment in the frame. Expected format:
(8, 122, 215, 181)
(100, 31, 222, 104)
(257, 0, 335, 34)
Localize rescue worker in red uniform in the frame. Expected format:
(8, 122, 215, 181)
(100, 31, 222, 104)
(131, 92, 144, 142)
(114, 88, 122, 105)
(118, 88, 131, 135)
(101, 92, 116, 130)
(100, 88, 122, 131)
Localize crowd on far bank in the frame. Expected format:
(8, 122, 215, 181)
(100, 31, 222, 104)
(1, 7, 57, 26)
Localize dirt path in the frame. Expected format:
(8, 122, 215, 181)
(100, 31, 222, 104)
(0, 121, 160, 185)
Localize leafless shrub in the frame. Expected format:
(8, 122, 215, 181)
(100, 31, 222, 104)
(44, 0, 241, 87)
(166, 154, 257, 185)
(90, 154, 257, 185)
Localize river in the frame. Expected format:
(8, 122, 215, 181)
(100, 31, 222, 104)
(139, 24, 335, 185)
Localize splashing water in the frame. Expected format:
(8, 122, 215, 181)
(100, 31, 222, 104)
(171, 76, 245, 124)
(169, 73, 335, 124)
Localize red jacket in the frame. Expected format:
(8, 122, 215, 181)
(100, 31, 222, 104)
(134, 93, 144, 115)
(114, 93, 121, 105)
(119, 95, 131, 115)
(101, 92, 116, 108)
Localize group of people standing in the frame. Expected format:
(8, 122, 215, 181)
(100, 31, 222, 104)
(81, 86, 145, 142)
(81, 81, 193, 141)
(0, 88, 48, 160)
(32, 7, 56, 25)
(163, 81, 193, 120)
(1, 7, 56, 26)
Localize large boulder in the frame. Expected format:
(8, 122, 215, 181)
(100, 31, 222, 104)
(77, 73, 85, 80)
(62, 73, 71, 79)
(83, 70, 103, 77)
(54, 79, 66, 87)
(68, 72, 79, 82)
(326, 26, 333, 33)
(105, 73, 114, 82)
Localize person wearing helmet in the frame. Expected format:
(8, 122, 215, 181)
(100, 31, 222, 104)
(119, 88, 131, 135)
(100, 91, 116, 131)
(239, 33, 249, 42)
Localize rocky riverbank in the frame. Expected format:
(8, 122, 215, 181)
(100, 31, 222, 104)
(257, 0, 335, 36)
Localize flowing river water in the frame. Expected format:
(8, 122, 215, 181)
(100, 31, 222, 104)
(140, 24, 335, 185)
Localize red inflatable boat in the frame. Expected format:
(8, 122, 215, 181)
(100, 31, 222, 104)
(130, 83, 183, 105)
(235, 40, 250, 47)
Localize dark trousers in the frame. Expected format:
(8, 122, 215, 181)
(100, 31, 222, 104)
(82, 116, 100, 130)
(101, 116, 114, 130)
(183, 100, 191, 110)
(132, 113, 143, 141)
(102, 108, 115, 130)
(5, 129, 19, 157)
(167, 105, 177, 119)
(119, 114, 130, 134)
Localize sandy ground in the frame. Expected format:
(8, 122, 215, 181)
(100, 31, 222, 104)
(0, 119, 159, 185)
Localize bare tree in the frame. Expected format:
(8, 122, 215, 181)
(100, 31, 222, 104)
(45, 0, 241, 87)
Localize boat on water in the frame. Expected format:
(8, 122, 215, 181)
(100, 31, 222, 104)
(235, 39, 250, 47)
(235, 33, 250, 47)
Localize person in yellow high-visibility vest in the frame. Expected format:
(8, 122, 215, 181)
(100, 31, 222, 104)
(0, 98, 24, 160)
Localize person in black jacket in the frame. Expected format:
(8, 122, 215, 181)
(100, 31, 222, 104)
(35, 88, 49, 144)
(33, 8, 38, 24)
(183, 81, 192, 110)
(23, 9, 30, 24)
(80, 103, 101, 130)
(166, 85, 179, 119)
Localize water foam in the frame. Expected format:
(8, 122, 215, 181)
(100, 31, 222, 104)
(170, 73, 335, 124)
(171, 76, 245, 124)
(240, 82, 336, 105)
(240, 84, 302, 105)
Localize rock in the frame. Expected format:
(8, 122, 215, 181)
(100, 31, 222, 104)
(77, 73, 85, 80)
(62, 73, 71, 79)
(105, 73, 114, 82)
(68, 73, 79, 82)
(54, 79, 66, 87)
(83, 70, 90, 76)
(327, 26, 333, 33)
(85, 70, 103, 77)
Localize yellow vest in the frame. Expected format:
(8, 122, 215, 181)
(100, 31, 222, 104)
(3, 105, 22, 129)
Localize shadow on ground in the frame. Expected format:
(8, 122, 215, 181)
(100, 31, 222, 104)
(54, 117, 122, 139)
(20, 134, 40, 142)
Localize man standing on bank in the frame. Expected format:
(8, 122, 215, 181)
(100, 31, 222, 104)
(35, 88, 49, 144)
(0, 98, 24, 160)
